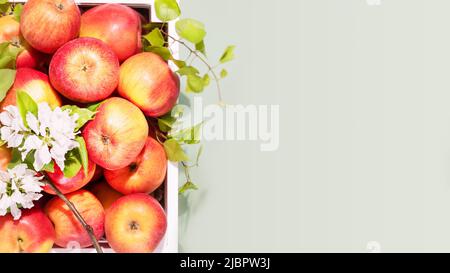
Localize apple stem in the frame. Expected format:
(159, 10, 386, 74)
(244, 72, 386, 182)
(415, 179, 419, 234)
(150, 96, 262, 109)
(44, 180, 104, 253)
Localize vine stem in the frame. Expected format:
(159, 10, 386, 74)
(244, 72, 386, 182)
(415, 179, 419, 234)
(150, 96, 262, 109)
(44, 180, 103, 253)
(161, 30, 225, 105)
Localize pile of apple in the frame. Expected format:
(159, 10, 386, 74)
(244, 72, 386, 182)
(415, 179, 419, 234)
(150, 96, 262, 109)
(0, 0, 180, 253)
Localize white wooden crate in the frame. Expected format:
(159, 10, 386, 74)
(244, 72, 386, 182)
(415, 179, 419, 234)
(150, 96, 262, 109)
(13, 0, 179, 253)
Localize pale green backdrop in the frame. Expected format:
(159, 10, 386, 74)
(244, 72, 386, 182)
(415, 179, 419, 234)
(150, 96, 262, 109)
(179, 0, 450, 252)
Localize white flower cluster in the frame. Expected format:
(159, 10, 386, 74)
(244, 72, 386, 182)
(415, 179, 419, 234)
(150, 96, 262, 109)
(0, 103, 79, 171)
(0, 164, 44, 220)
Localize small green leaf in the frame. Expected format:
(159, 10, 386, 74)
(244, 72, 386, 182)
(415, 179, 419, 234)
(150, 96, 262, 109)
(158, 113, 176, 133)
(187, 74, 205, 93)
(145, 46, 172, 61)
(63, 153, 82, 178)
(75, 136, 89, 176)
(203, 74, 210, 87)
(61, 105, 96, 131)
(163, 139, 189, 162)
(220, 45, 236, 64)
(195, 40, 206, 56)
(155, 0, 181, 22)
(179, 181, 198, 194)
(16, 91, 38, 128)
(220, 69, 228, 79)
(171, 122, 203, 144)
(176, 19, 207, 44)
(41, 161, 54, 172)
(7, 148, 22, 169)
(172, 59, 186, 69)
(143, 28, 165, 47)
(0, 69, 15, 102)
(176, 66, 199, 76)
(87, 101, 102, 112)
(0, 42, 23, 69)
(13, 4, 23, 22)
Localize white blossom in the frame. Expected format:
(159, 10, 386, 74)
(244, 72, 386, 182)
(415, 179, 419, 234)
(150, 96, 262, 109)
(0, 164, 44, 220)
(0, 103, 80, 171)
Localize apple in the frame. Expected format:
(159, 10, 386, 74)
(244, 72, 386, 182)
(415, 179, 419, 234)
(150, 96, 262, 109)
(43, 159, 96, 195)
(90, 181, 123, 211)
(1, 68, 62, 111)
(49, 37, 119, 103)
(105, 194, 167, 253)
(118, 52, 180, 117)
(82, 97, 149, 170)
(0, 207, 55, 253)
(0, 15, 47, 70)
(20, 0, 81, 54)
(80, 4, 142, 62)
(0, 146, 11, 171)
(105, 137, 167, 195)
(44, 189, 104, 248)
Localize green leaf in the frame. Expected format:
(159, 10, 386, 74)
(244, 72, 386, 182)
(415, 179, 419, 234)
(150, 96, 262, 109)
(8, 148, 22, 169)
(63, 151, 82, 178)
(176, 66, 199, 76)
(145, 46, 172, 61)
(75, 136, 88, 176)
(0, 42, 23, 69)
(187, 74, 205, 93)
(163, 139, 189, 162)
(61, 105, 96, 131)
(171, 122, 203, 144)
(13, 4, 23, 22)
(143, 28, 165, 47)
(220, 69, 228, 79)
(172, 59, 186, 69)
(158, 113, 176, 133)
(87, 101, 102, 112)
(155, 0, 181, 22)
(176, 19, 207, 44)
(203, 74, 210, 87)
(220, 45, 236, 64)
(41, 161, 54, 172)
(179, 181, 198, 194)
(195, 40, 206, 56)
(16, 91, 38, 128)
(0, 69, 15, 102)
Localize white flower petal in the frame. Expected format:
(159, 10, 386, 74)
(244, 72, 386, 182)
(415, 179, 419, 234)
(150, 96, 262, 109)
(26, 112, 40, 135)
(34, 146, 51, 171)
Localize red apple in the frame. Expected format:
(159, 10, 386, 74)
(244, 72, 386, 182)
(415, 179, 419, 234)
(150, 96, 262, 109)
(44, 189, 104, 248)
(118, 52, 180, 117)
(1, 68, 62, 110)
(90, 181, 123, 211)
(82, 97, 149, 170)
(105, 137, 167, 195)
(0, 207, 55, 253)
(0, 15, 48, 70)
(20, 0, 81, 54)
(80, 3, 142, 62)
(49, 37, 119, 103)
(105, 194, 167, 253)
(43, 159, 96, 195)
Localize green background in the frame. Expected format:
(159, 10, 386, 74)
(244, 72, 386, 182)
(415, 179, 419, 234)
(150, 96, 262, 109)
(179, 0, 450, 252)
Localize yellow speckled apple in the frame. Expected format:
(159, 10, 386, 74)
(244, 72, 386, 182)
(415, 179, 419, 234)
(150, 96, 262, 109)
(20, 0, 81, 54)
(0, 207, 55, 253)
(44, 189, 104, 248)
(118, 52, 180, 117)
(1, 68, 62, 111)
(80, 3, 142, 62)
(104, 137, 167, 195)
(82, 97, 148, 170)
(105, 194, 167, 253)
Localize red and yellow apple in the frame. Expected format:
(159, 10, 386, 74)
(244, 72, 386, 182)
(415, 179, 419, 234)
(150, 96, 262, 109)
(0, 146, 11, 171)
(105, 137, 167, 195)
(1, 68, 62, 110)
(80, 3, 142, 62)
(82, 97, 149, 170)
(43, 159, 96, 195)
(105, 194, 167, 253)
(49, 37, 120, 103)
(90, 181, 123, 211)
(118, 52, 180, 117)
(0, 15, 47, 70)
(20, 0, 81, 54)
(44, 189, 104, 248)
(0, 207, 55, 253)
